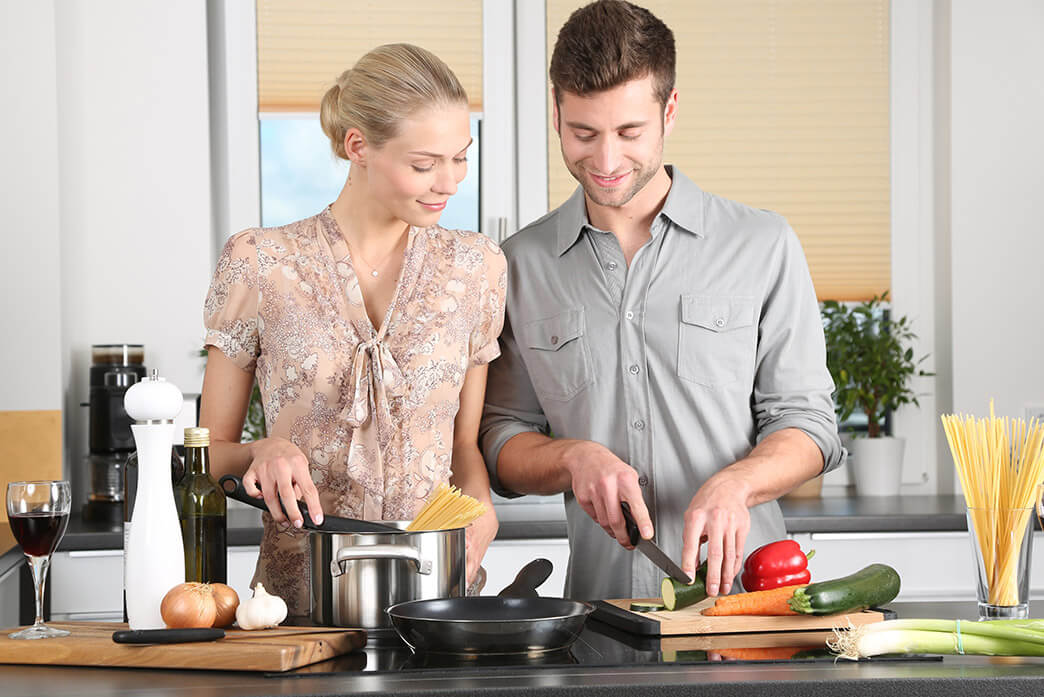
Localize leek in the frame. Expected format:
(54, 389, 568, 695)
(829, 619, 1044, 659)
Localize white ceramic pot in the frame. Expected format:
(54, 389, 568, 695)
(849, 436, 906, 497)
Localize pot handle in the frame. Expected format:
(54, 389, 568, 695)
(330, 544, 433, 577)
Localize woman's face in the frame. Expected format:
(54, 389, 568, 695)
(363, 103, 472, 228)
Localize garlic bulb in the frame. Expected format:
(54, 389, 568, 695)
(235, 583, 288, 630)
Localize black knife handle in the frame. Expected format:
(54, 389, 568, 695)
(112, 628, 225, 644)
(620, 502, 640, 547)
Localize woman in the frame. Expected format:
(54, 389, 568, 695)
(199, 44, 505, 615)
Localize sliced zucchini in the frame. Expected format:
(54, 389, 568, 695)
(660, 561, 708, 611)
(629, 601, 666, 613)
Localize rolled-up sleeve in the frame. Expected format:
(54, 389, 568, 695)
(479, 309, 549, 498)
(752, 221, 844, 474)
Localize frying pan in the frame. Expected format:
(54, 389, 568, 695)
(387, 558, 594, 655)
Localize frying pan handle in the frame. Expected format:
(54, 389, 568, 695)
(330, 544, 433, 577)
(498, 558, 553, 598)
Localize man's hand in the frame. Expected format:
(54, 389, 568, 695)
(681, 471, 751, 596)
(564, 441, 653, 547)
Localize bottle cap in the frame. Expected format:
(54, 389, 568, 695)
(184, 427, 210, 447)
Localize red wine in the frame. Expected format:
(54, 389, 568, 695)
(10, 511, 70, 557)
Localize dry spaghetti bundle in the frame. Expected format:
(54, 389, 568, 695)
(406, 483, 486, 531)
(941, 401, 1044, 606)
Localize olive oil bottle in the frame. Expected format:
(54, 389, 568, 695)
(176, 427, 227, 583)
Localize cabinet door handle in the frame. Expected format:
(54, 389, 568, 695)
(67, 550, 124, 558)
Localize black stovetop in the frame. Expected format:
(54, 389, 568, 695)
(276, 619, 939, 677)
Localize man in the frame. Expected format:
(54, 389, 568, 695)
(479, 0, 843, 602)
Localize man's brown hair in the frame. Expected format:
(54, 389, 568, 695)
(549, 0, 676, 108)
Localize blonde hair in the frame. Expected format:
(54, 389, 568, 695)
(320, 43, 468, 158)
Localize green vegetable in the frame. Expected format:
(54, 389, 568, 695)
(661, 561, 708, 611)
(788, 563, 900, 615)
(629, 602, 665, 613)
(830, 619, 1044, 658)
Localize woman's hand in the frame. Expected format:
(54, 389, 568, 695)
(241, 437, 324, 528)
(465, 506, 498, 584)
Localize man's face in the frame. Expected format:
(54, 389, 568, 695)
(554, 76, 677, 209)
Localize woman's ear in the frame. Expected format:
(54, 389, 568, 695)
(344, 128, 367, 166)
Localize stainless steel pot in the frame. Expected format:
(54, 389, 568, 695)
(309, 522, 466, 630)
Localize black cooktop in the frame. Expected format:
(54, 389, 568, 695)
(274, 619, 940, 677)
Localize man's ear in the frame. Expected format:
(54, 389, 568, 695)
(551, 88, 561, 135)
(344, 128, 367, 166)
(662, 88, 679, 138)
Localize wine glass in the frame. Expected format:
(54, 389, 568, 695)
(6, 481, 71, 639)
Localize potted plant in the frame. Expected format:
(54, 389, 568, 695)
(820, 292, 932, 496)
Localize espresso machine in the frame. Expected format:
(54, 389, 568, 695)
(81, 344, 147, 523)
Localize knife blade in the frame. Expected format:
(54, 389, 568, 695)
(621, 502, 693, 585)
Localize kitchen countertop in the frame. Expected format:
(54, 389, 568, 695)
(0, 494, 1013, 560)
(0, 601, 1042, 696)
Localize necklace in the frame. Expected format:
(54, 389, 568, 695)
(350, 226, 409, 278)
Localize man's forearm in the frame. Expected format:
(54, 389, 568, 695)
(715, 428, 825, 508)
(496, 432, 597, 495)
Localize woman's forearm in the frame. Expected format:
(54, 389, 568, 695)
(450, 442, 496, 507)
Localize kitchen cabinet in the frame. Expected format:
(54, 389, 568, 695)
(0, 557, 20, 629)
(48, 546, 260, 622)
(790, 531, 1044, 602)
(480, 538, 570, 597)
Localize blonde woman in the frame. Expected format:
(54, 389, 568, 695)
(200, 44, 505, 614)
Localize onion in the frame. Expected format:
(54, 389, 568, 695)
(210, 583, 240, 628)
(161, 583, 216, 629)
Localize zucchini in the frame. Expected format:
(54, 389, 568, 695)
(660, 561, 708, 611)
(629, 602, 666, 613)
(787, 563, 900, 615)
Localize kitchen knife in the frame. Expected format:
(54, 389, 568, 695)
(220, 474, 400, 534)
(112, 628, 225, 644)
(621, 502, 693, 585)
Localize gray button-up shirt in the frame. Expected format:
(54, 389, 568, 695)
(480, 167, 843, 602)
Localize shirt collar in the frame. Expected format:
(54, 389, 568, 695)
(554, 165, 706, 257)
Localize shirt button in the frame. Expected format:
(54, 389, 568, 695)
(625, 311, 634, 320)
(607, 261, 618, 271)
(633, 419, 645, 431)
(629, 364, 640, 375)
(638, 474, 649, 487)
(550, 335, 559, 345)
(715, 317, 726, 328)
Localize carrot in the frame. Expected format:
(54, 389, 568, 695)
(701, 584, 806, 616)
(714, 647, 806, 661)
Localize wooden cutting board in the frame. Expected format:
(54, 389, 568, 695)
(593, 597, 889, 636)
(0, 622, 366, 672)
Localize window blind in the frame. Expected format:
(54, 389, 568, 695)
(256, 0, 484, 112)
(546, 0, 890, 301)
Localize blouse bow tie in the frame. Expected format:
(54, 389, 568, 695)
(342, 336, 408, 428)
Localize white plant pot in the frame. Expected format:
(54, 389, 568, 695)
(849, 436, 906, 497)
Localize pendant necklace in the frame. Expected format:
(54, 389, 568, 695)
(350, 226, 409, 278)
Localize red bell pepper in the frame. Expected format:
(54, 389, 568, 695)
(740, 539, 814, 591)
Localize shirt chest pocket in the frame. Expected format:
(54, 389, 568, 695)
(677, 295, 756, 388)
(523, 308, 593, 402)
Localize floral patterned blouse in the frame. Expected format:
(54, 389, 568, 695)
(203, 208, 507, 614)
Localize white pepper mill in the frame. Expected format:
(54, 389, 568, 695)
(123, 369, 185, 629)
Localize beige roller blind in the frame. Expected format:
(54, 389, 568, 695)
(257, 0, 483, 112)
(547, 1, 890, 301)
